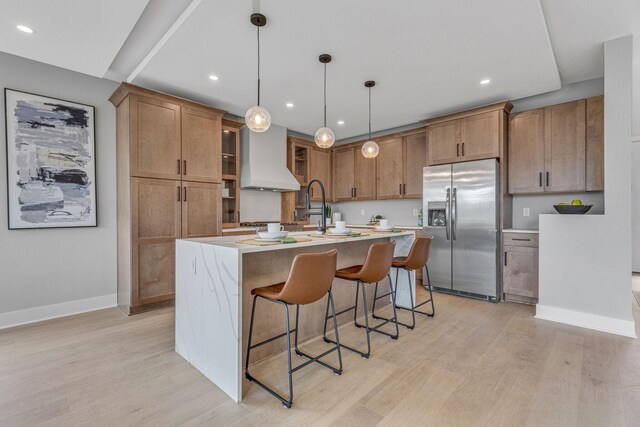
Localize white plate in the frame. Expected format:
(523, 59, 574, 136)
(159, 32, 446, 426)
(329, 228, 352, 235)
(257, 231, 288, 239)
(254, 237, 282, 242)
(375, 226, 394, 231)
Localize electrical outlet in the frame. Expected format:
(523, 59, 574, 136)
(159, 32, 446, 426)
(413, 209, 418, 216)
(523, 208, 530, 217)
(360, 209, 365, 216)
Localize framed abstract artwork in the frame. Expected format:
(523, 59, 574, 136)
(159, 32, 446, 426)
(4, 89, 97, 229)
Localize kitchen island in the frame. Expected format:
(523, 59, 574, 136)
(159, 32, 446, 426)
(175, 231, 416, 402)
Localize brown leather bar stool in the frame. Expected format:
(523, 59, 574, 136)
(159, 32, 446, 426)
(323, 241, 398, 359)
(245, 249, 342, 409)
(372, 237, 435, 329)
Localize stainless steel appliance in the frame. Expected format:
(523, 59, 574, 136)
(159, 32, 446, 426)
(423, 159, 499, 301)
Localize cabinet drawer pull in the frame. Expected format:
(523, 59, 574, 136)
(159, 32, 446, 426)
(183, 160, 187, 175)
(177, 159, 181, 175)
(183, 187, 187, 201)
(512, 238, 531, 241)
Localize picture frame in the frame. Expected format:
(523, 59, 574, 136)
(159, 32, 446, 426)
(4, 88, 97, 229)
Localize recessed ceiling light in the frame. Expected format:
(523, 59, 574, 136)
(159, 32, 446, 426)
(337, 120, 345, 125)
(208, 75, 219, 81)
(16, 25, 34, 34)
(285, 102, 294, 108)
(480, 78, 491, 85)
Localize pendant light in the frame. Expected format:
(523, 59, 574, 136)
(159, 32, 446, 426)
(314, 54, 335, 148)
(245, 13, 271, 132)
(361, 80, 379, 158)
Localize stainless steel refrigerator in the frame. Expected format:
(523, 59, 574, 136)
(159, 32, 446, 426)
(423, 159, 500, 301)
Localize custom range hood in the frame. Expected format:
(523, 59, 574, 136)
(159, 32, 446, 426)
(240, 123, 300, 191)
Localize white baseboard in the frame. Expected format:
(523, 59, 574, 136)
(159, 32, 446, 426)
(0, 294, 117, 330)
(535, 304, 637, 338)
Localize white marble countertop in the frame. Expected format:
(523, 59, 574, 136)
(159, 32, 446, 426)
(181, 230, 416, 254)
(503, 228, 539, 234)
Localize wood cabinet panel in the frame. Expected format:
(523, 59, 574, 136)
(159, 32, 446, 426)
(461, 111, 500, 161)
(309, 147, 331, 201)
(376, 138, 404, 199)
(586, 96, 604, 192)
(503, 246, 538, 300)
(404, 133, 427, 198)
(334, 147, 355, 201)
(181, 182, 221, 238)
(544, 100, 586, 192)
(130, 95, 181, 180)
(354, 145, 377, 200)
(428, 120, 460, 165)
(508, 109, 545, 194)
(131, 178, 181, 306)
(181, 107, 221, 183)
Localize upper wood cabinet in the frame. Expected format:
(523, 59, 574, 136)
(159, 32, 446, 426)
(428, 120, 459, 165)
(544, 100, 586, 192)
(376, 133, 427, 200)
(130, 95, 182, 180)
(586, 96, 604, 191)
(403, 132, 428, 198)
(309, 147, 331, 202)
(508, 98, 597, 194)
(508, 109, 545, 194)
(181, 107, 221, 183)
(425, 101, 512, 166)
(332, 145, 376, 201)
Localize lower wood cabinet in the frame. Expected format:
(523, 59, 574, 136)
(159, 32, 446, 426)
(503, 233, 539, 304)
(181, 181, 221, 238)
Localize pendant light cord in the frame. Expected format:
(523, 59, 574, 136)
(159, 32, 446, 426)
(368, 87, 372, 139)
(323, 63, 327, 127)
(257, 26, 261, 106)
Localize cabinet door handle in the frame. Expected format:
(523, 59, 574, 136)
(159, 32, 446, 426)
(177, 186, 181, 202)
(456, 143, 460, 157)
(399, 183, 402, 195)
(183, 160, 187, 175)
(539, 172, 543, 187)
(310, 187, 313, 197)
(504, 252, 507, 266)
(546, 172, 550, 187)
(183, 187, 187, 201)
(354, 187, 357, 198)
(403, 183, 406, 195)
(512, 238, 531, 241)
(177, 159, 181, 175)
(462, 143, 465, 157)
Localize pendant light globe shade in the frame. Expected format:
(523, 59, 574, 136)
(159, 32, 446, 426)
(245, 105, 271, 132)
(361, 140, 379, 158)
(314, 127, 335, 148)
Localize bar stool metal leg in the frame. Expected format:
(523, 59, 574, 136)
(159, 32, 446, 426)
(371, 272, 407, 330)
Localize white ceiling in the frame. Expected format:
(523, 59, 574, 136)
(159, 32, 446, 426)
(1, 0, 637, 139)
(541, 0, 640, 84)
(133, 0, 561, 139)
(0, 0, 149, 78)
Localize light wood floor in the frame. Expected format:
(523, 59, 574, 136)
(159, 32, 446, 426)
(1, 288, 640, 426)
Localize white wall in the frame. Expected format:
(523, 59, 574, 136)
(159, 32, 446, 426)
(536, 36, 635, 337)
(0, 52, 119, 327)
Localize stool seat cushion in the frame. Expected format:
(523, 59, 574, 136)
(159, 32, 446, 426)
(392, 256, 408, 268)
(335, 265, 363, 280)
(251, 282, 286, 301)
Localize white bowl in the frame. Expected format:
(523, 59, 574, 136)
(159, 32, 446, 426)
(375, 226, 394, 231)
(329, 228, 352, 235)
(258, 231, 288, 239)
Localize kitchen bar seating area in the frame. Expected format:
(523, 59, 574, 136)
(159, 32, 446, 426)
(2, 1, 640, 425)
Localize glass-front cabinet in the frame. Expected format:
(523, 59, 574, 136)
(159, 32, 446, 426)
(222, 125, 240, 227)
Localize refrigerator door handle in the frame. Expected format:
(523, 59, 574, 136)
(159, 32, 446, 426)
(445, 188, 451, 241)
(452, 187, 457, 241)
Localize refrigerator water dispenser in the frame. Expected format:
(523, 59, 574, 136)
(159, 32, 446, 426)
(427, 201, 447, 227)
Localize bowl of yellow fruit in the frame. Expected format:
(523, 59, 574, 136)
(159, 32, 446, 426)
(553, 200, 593, 214)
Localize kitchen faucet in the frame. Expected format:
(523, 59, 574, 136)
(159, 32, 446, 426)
(305, 179, 326, 234)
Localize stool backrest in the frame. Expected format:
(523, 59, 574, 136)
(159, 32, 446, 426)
(404, 237, 434, 271)
(279, 249, 338, 305)
(359, 241, 396, 283)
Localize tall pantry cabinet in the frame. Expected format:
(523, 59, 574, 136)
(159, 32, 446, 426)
(110, 83, 225, 314)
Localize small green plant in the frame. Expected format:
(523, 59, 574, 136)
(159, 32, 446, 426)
(325, 204, 332, 218)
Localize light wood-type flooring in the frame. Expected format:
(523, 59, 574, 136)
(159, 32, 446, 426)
(2, 285, 640, 426)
